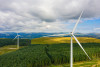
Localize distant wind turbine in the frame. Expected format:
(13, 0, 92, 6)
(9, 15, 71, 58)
(69, 11, 91, 67)
(13, 33, 20, 49)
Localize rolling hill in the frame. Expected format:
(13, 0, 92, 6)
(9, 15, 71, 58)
(31, 37, 100, 44)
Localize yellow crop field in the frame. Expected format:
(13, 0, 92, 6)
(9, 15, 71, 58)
(31, 37, 100, 44)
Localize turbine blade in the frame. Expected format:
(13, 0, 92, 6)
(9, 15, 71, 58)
(44, 34, 69, 37)
(72, 34, 91, 60)
(72, 11, 83, 33)
(13, 35, 18, 40)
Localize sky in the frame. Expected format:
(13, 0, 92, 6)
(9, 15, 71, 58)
(0, 0, 100, 33)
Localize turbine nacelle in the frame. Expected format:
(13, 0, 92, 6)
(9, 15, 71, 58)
(70, 32, 73, 36)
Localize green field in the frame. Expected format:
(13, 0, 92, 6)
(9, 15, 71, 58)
(0, 37, 100, 67)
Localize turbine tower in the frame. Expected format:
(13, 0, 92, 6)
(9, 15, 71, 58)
(70, 11, 91, 67)
(13, 33, 20, 49)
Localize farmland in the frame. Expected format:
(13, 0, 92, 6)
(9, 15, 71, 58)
(0, 37, 100, 67)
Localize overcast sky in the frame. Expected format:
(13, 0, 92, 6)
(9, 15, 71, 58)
(0, 0, 100, 33)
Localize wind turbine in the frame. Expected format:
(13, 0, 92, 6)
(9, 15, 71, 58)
(70, 11, 91, 67)
(13, 33, 20, 49)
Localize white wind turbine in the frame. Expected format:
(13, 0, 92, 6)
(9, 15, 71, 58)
(13, 33, 20, 49)
(42, 11, 91, 67)
(70, 11, 91, 67)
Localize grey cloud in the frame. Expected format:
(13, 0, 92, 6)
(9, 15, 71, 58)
(0, 0, 100, 32)
(0, 0, 100, 20)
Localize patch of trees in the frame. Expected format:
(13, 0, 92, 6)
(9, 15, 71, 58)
(0, 39, 31, 47)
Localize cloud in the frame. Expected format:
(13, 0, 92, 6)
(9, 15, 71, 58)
(0, 0, 100, 32)
(94, 28, 100, 30)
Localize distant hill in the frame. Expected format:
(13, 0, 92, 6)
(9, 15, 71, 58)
(0, 32, 55, 39)
(0, 32, 100, 39)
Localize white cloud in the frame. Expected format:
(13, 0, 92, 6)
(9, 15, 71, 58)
(94, 28, 100, 30)
(0, 0, 100, 32)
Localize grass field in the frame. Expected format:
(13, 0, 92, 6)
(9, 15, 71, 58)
(0, 45, 24, 55)
(49, 59, 100, 67)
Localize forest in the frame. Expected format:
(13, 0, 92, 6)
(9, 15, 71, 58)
(0, 43, 100, 67)
(0, 38, 31, 47)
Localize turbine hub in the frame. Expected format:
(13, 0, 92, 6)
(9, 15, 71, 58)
(70, 32, 73, 36)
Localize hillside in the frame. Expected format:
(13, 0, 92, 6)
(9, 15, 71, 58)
(31, 37, 100, 44)
(0, 37, 100, 67)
